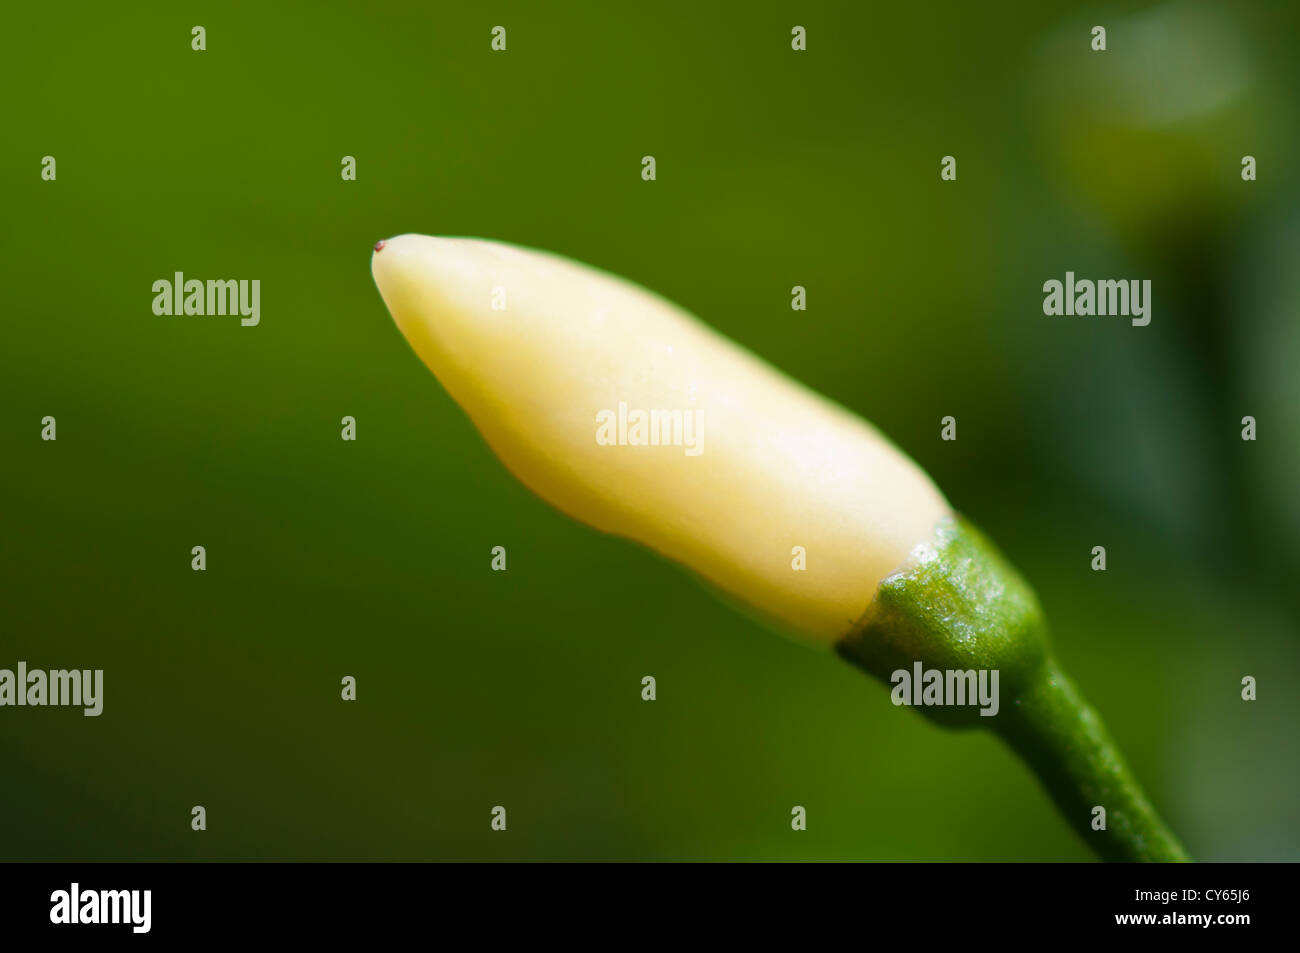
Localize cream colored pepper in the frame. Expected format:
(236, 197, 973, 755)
(375, 235, 1193, 862)
(372, 234, 949, 644)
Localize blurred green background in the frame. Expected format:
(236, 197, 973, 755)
(3, 0, 1297, 861)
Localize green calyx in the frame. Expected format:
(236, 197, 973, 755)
(837, 515, 1189, 862)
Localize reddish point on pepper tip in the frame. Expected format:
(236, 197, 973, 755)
(374, 240, 386, 252)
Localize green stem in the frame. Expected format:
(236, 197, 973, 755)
(836, 514, 1189, 862)
(995, 660, 1188, 862)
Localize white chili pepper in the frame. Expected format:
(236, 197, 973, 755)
(371, 233, 1188, 862)
(373, 234, 949, 644)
